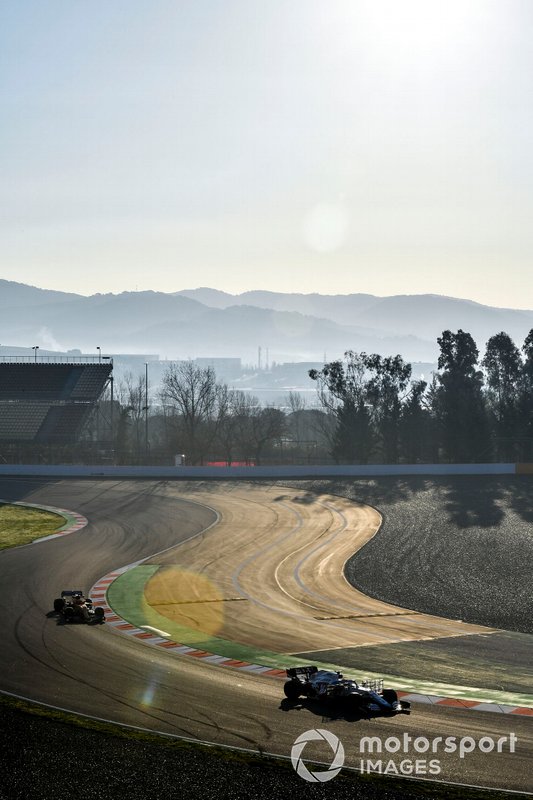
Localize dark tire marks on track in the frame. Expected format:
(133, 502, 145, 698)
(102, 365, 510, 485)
(0, 477, 532, 793)
(280, 476, 533, 634)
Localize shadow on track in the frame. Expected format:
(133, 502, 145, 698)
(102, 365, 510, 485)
(278, 697, 399, 724)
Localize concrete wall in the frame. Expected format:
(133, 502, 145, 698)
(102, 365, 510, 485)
(0, 463, 520, 479)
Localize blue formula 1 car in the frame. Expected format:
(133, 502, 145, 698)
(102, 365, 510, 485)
(283, 666, 410, 715)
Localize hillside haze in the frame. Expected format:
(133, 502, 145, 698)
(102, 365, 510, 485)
(177, 288, 533, 346)
(1, 280, 533, 363)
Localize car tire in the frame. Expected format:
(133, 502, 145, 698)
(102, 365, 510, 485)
(53, 598, 65, 612)
(382, 689, 398, 705)
(283, 680, 302, 700)
(63, 606, 75, 622)
(94, 607, 105, 621)
(348, 693, 367, 711)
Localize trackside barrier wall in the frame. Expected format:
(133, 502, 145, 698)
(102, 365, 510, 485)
(0, 463, 525, 478)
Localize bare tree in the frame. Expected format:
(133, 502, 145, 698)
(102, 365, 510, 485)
(160, 361, 226, 464)
(249, 406, 286, 464)
(212, 385, 239, 464)
(284, 391, 306, 446)
(228, 392, 261, 463)
(219, 393, 285, 464)
(286, 391, 306, 414)
(113, 371, 146, 459)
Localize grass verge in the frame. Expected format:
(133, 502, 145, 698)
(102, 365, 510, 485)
(0, 502, 64, 549)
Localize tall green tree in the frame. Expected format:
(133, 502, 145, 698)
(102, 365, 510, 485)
(517, 329, 533, 460)
(330, 398, 374, 463)
(399, 379, 430, 463)
(364, 354, 412, 463)
(309, 350, 410, 463)
(309, 353, 375, 463)
(482, 332, 521, 461)
(433, 330, 491, 462)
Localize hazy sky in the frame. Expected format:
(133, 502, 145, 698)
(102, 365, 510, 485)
(2, 1, 533, 307)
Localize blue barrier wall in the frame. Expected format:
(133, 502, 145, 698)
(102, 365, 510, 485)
(0, 463, 518, 478)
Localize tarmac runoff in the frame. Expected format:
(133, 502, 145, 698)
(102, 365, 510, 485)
(90, 484, 533, 717)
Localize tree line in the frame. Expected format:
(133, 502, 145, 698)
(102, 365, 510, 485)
(309, 329, 533, 464)
(114, 361, 287, 465)
(111, 328, 533, 465)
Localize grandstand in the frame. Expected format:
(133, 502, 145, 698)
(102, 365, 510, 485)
(0, 360, 112, 451)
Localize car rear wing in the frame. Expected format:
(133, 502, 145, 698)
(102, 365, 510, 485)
(286, 666, 318, 678)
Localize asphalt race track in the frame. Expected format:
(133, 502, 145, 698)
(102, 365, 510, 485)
(139, 483, 489, 652)
(0, 477, 531, 794)
(316, 475, 532, 633)
(285, 476, 533, 694)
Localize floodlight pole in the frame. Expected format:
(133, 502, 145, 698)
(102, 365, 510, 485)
(99, 356, 114, 456)
(110, 374, 114, 459)
(144, 362, 149, 461)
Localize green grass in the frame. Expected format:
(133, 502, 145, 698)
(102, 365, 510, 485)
(0, 503, 65, 549)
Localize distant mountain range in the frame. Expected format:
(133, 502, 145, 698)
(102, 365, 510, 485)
(1, 279, 533, 364)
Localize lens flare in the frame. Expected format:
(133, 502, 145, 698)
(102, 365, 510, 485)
(302, 204, 349, 253)
(145, 566, 225, 637)
(139, 680, 157, 707)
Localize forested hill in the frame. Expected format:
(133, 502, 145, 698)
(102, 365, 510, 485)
(2, 279, 533, 363)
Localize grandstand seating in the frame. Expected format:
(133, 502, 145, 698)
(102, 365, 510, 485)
(0, 404, 49, 441)
(70, 365, 112, 400)
(0, 362, 112, 444)
(0, 363, 111, 402)
(36, 404, 93, 443)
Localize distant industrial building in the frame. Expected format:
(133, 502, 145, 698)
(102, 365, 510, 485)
(194, 358, 242, 379)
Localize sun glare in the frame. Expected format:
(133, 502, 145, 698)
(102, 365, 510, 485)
(341, 0, 489, 70)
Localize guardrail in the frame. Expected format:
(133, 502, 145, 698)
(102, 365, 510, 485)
(0, 356, 112, 364)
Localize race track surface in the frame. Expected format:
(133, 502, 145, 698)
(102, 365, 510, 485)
(0, 477, 531, 793)
(141, 483, 489, 653)
(315, 475, 532, 634)
(279, 477, 533, 694)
